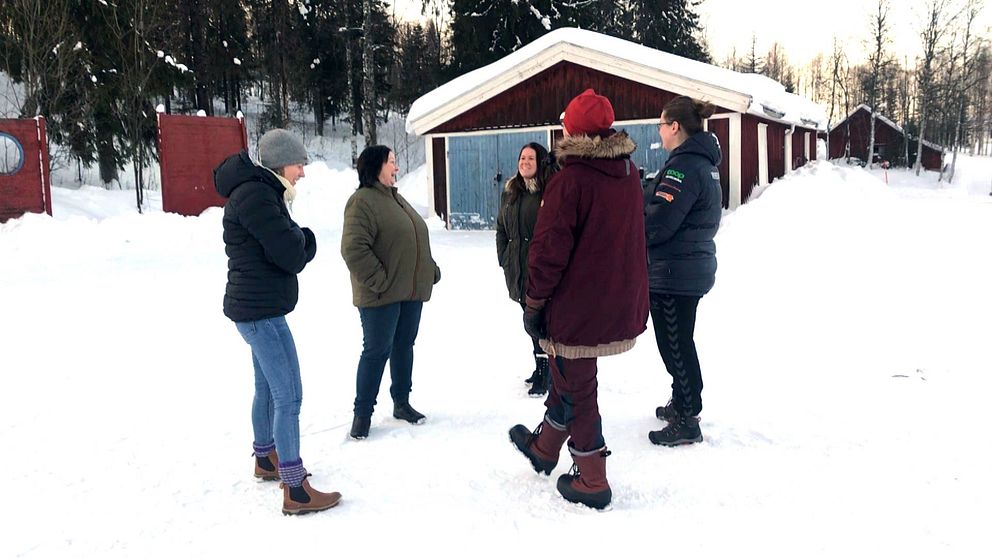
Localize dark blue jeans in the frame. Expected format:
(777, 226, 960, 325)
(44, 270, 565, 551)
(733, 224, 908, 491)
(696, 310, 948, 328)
(354, 301, 424, 417)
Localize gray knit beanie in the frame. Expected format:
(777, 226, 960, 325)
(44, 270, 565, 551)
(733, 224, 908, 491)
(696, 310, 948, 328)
(258, 129, 308, 169)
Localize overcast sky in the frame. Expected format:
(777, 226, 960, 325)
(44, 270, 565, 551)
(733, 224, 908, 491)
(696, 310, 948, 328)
(390, 0, 991, 67)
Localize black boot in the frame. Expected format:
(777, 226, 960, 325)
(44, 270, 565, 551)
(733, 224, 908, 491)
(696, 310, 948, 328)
(393, 401, 426, 424)
(649, 414, 703, 446)
(655, 399, 677, 421)
(527, 355, 550, 397)
(350, 415, 371, 440)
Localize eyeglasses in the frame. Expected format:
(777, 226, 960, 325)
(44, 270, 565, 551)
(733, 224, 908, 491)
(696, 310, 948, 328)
(658, 121, 676, 128)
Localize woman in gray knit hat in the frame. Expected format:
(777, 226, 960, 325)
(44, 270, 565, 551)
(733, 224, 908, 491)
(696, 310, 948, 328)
(215, 128, 341, 515)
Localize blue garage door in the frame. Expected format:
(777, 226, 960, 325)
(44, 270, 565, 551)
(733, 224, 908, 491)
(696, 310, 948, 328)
(448, 130, 547, 229)
(619, 123, 669, 179)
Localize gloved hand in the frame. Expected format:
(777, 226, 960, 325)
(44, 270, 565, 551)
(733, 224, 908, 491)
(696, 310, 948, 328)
(522, 297, 547, 339)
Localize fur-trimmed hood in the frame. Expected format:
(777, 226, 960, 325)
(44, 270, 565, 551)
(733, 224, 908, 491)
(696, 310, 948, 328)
(555, 131, 637, 162)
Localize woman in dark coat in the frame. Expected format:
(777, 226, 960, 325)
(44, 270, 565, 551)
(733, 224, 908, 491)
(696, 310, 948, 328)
(495, 142, 555, 396)
(215, 128, 341, 515)
(644, 95, 722, 447)
(341, 145, 441, 441)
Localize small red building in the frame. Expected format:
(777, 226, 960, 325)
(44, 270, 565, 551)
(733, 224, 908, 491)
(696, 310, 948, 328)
(828, 104, 943, 170)
(0, 117, 52, 223)
(406, 28, 826, 228)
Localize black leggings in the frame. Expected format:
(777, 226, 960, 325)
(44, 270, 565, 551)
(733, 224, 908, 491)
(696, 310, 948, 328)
(649, 293, 703, 417)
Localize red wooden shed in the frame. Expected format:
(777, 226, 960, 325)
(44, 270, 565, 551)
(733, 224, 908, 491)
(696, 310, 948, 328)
(828, 105, 943, 170)
(0, 117, 52, 223)
(157, 113, 248, 216)
(406, 28, 826, 227)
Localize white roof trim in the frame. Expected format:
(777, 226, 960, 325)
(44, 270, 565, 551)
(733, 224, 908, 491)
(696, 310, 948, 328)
(407, 28, 826, 136)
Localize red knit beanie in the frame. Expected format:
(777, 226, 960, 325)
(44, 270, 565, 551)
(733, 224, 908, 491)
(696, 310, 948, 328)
(563, 89, 615, 136)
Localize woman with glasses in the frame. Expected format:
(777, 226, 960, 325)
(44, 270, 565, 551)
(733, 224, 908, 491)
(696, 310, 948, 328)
(644, 95, 722, 447)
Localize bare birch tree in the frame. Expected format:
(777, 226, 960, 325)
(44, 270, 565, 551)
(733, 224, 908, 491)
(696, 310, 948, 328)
(913, 0, 953, 176)
(947, 0, 982, 182)
(865, 0, 891, 169)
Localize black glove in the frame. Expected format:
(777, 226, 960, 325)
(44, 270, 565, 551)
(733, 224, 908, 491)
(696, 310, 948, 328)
(523, 304, 546, 339)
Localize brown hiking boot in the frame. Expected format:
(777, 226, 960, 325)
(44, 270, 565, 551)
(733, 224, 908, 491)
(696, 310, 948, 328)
(556, 446, 612, 510)
(509, 416, 569, 475)
(281, 478, 342, 515)
(254, 451, 280, 481)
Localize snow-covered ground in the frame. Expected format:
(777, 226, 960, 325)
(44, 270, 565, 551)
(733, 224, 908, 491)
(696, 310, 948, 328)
(2, 156, 991, 557)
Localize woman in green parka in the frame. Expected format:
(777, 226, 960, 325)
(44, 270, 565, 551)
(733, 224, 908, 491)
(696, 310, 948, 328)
(341, 145, 441, 440)
(496, 142, 556, 397)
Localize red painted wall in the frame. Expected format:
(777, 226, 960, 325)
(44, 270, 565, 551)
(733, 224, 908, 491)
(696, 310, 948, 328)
(431, 137, 447, 220)
(0, 117, 52, 223)
(427, 61, 736, 134)
(158, 114, 247, 216)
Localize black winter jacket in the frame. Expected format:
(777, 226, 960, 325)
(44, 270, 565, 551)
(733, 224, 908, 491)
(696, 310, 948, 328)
(643, 131, 722, 296)
(215, 151, 317, 322)
(495, 181, 542, 302)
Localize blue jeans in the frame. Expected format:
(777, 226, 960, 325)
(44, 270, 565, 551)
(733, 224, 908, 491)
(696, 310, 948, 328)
(354, 301, 424, 417)
(235, 316, 302, 465)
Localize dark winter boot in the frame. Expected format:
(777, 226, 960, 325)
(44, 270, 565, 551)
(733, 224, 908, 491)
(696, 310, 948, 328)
(508, 415, 569, 475)
(253, 449, 280, 481)
(527, 355, 550, 397)
(655, 399, 678, 422)
(350, 415, 371, 440)
(393, 401, 426, 424)
(649, 414, 703, 446)
(556, 445, 612, 510)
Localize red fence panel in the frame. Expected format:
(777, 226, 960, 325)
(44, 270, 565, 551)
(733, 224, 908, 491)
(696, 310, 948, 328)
(0, 117, 52, 223)
(158, 114, 247, 216)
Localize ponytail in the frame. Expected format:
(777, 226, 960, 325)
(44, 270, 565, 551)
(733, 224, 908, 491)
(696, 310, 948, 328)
(662, 96, 716, 135)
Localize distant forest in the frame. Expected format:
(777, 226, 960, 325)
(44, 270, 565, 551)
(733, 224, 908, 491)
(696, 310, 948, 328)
(1, 0, 988, 188)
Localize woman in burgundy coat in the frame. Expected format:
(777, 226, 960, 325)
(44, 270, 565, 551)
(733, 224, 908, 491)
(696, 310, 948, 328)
(508, 89, 649, 510)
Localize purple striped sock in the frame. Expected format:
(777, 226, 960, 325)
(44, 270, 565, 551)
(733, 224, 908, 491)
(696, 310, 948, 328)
(252, 442, 276, 457)
(278, 459, 307, 487)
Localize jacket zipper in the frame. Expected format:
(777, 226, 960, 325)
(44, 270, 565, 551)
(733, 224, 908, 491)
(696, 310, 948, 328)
(397, 194, 420, 299)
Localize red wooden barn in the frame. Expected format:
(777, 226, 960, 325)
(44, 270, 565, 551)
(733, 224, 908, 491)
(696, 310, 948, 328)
(828, 104, 943, 170)
(0, 117, 52, 223)
(406, 28, 826, 228)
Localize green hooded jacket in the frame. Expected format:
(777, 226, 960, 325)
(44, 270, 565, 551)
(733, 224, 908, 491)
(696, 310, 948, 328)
(341, 181, 440, 308)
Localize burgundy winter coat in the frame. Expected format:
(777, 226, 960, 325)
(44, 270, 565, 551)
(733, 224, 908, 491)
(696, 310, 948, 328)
(526, 131, 649, 359)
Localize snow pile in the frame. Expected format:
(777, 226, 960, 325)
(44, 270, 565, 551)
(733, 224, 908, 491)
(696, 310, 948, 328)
(2, 157, 991, 556)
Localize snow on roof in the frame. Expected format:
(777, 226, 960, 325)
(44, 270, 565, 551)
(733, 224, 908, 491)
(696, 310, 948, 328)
(407, 28, 827, 135)
(829, 104, 944, 151)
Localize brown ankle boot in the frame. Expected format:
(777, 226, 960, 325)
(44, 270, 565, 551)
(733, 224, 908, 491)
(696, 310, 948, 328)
(254, 451, 280, 481)
(556, 446, 612, 510)
(281, 478, 342, 515)
(509, 416, 569, 475)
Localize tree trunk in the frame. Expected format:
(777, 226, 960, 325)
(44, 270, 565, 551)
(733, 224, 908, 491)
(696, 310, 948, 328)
(361, 0, 377, 146)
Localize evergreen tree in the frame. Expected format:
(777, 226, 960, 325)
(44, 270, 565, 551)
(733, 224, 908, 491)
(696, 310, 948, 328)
(629, 0, 710, 63)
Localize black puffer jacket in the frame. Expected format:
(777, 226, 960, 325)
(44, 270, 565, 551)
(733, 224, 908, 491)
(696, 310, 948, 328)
(215, 150, 317, 322)
(643, 131, 722, 296)
(495, 181, 542, 302)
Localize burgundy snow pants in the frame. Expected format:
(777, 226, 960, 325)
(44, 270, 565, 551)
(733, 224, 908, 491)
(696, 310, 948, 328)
(544, 356, 604, 452)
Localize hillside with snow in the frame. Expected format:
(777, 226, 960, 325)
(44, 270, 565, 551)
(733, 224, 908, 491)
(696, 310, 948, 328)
(2, 157, 991, 557)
